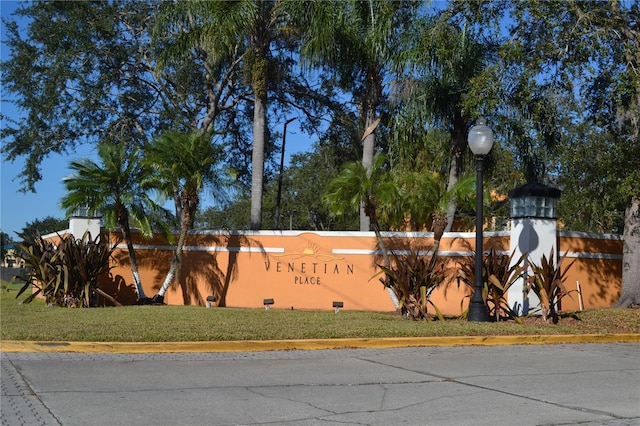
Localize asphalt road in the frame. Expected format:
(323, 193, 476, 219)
(2, 343, 639, 426)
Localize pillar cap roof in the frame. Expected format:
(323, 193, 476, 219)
(508, 182, 561, 199)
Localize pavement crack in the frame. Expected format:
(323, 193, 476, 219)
(358, 357, 625, 421)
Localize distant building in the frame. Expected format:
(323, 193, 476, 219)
(2, 247, 25, 268)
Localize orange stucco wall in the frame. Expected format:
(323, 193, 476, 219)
(98, 229, 622, 316)
(557, 232, 623, 310)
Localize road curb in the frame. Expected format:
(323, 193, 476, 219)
(2, 334, 639, 353)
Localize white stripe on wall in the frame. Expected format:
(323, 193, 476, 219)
(561, 251, 623, 260)
(332, 249, 510, 257)
(558, 231, 622, 240)
(332, 249, 378, 255)
(152, 229, 511, 239)
(113, 245, 621, 260)
(115, 244, 284, 254)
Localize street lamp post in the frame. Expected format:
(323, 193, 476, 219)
(275, 117, 297, 229)
(467, 117, 494, 322)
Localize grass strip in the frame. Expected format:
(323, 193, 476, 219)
(1, 284, 638, 343)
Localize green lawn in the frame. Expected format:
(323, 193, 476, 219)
(1, 282, 638, 342)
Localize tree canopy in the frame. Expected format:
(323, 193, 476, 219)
(17, 216, 68, 244)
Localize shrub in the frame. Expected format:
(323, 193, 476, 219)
(377, 248, 446, 320)
(526, 248, 575, 323)
(458, 250, 528, 322)
(16, 232, 118, 307)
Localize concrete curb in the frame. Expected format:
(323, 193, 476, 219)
(2, 334, 639, 353)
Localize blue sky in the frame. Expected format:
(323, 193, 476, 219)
(1, 1, 71, 237)
(0, 1, 311, 237)
(1, 1, 107, 237)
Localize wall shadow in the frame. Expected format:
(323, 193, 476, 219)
(100, 272, 138, 306)
(558, 235, 623, 309)
(106, 231, 269, 306)
(102, 229, 621, 312)
(178, 232, 267, 307)
(110, 241, 172, 303)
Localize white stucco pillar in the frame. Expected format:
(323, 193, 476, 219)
(69, 207, 102, 242)
(508, 183, 561, 316)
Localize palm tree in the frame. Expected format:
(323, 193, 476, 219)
(323, 152, 476, 268)
(296, 0, 418, 231)
(60, 142, 165, 302)
(323, 153, 397, 269)
(144, 131, 224, 303)
(392, 19, 493, 232)
(153, 0, 290, 230)
(391, 170, 475, 251)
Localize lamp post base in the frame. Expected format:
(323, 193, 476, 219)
(468, 301, 489, 322)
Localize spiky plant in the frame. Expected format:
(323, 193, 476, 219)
(377, 247, 446, 321)
(527, 248, 576, 323)
(16, 232, 118, 307)
(458, 250, 528, 322)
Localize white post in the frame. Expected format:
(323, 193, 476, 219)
(69, 208, 102, 242)
(507, 183, 561, 316)
(509, 217, 557, 315)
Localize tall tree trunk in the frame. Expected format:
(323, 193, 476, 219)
(431, 214, 448, 254)
(250, 93, 267, 230)
(367, 204, 390, 270)
(444, 113, 468, 232)
(610, 2, 640, 308)
(614, 196, 640, 308)
(154, 207, 191, 303)
(444, 153, 461, 233)
(120, 222, 146, 301)
(361, 108, 376, 232)
(116, 206, 146, 300)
